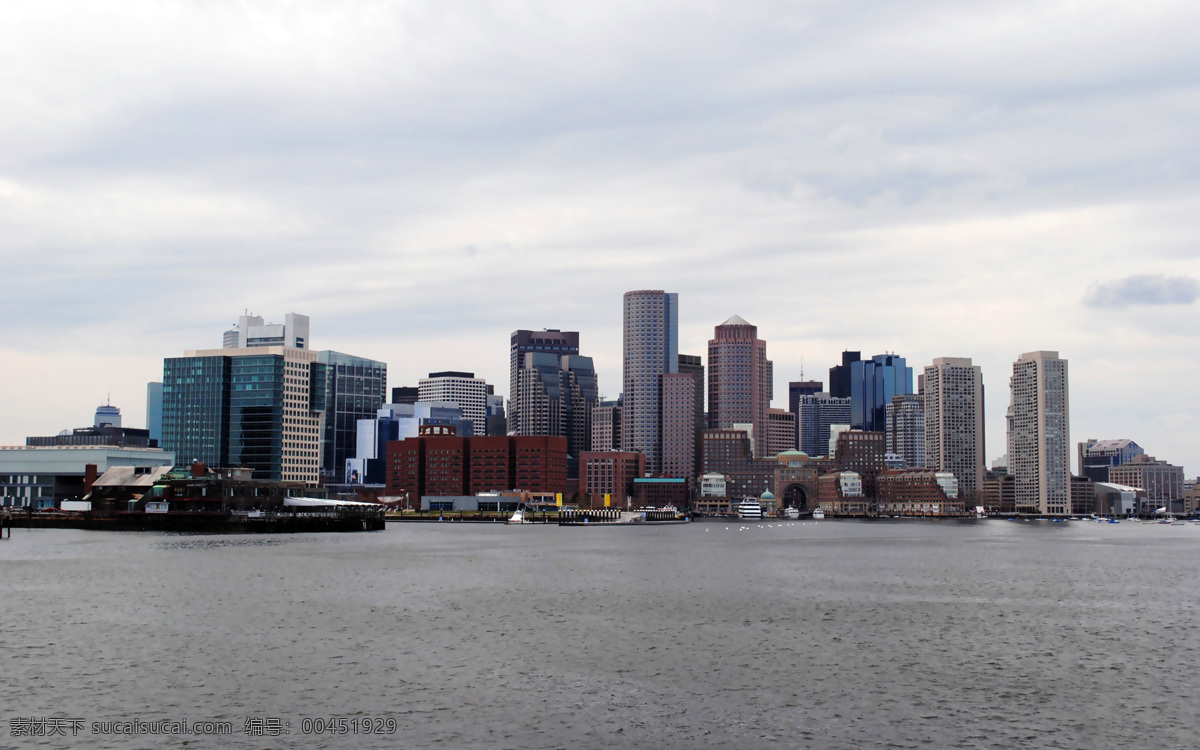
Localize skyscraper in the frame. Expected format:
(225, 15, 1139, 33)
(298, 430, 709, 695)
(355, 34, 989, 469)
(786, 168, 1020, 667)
(146, 382, 163, 445)
(319, 351, 388, 479)
(418, 371, 488, 436)
(515, 354, 597, 477)
(850, 354, 913, 437)
(1007, 351, 1070, 515)
(795, 393, 852, 458)
(829, 352, 861, 399)
(622, 291, 678, 473)
(509, 330, 579, 436)
(223, 312, 310, 349)
(885, 393, 925, 470)
(788, 381, 823, 414)
(660, 373, 697, 487)
(707, 315, 773, 458)
(923, 357, 985, 499)
(677, 354, 705, 477)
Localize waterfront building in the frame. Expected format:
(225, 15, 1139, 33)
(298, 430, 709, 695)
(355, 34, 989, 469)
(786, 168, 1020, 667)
(923, 357, 985, 500)
(591, 399, 623, 451)
(696, 472, 731, 515)
(678, 354, 705, 477)
(795, 393, 852, 458)
(631, 477, 688, 508)
(146, 382, 163, 444)
(1077, 439, 1145, 483)
(834, 430, 886, 499)
(1093, 482, 1144, 516)
(578, 451, 645, 507)
(700, 428, 774, 500)
(1108, 455, 1185, 513)
(817, 471, 868, 516)
(980, 471, 1016, 514)
(660, 373, 697, 487)
(622, 291, 679, 474)
(850, 354, 913, 437)
(385, 427, 568, 500)
(885, 394, 925, 471)
(162, 346, 325, 485)
(352, 402, 470, 485)
(0, 445, 175, 508)
(509, 330, 580, 435)
(1006, 351, 1070, 515)
(419, 371, 489, 437)
(876, 471, 967, 517)
(515, 354, 598, 477)
(829, 351, 861, 399)
(223, 312, 309, 349)
(707, 315, 773, 458)
(319, 351, 388, 481)
(766, 408, 797, 456)
(771, 450, 819, 511)
(1070, 475, 1095, 515)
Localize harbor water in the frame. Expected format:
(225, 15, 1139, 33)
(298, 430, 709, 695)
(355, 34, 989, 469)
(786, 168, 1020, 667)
(2, 519, 1198, 749)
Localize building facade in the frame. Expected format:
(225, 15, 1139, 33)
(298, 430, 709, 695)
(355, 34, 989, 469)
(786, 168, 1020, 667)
(795, 393, 852, 458)
(0, 445, 175, 508)
(834, 430, 886, 499)
(591, 400, 623, 452)
(829, 351, 861, 399)
(622, 291, 679, 473)
(318, 351, 387, 481)
(660, 373, 697, 487)
(418, 371, 488, 437)
(386, 430, 568, 500)
(578, 451, 645, 506)
(677, 354, 705, 478)
(223, 312, 310, 350)
(923, 357, 985, 500)
(766, 408, 797, 457)
(707, 315, 773, 457)
(509, 330, 580, 436)
(146, 382, 164, 445)
(1108, 455, 1185, 511)
(1077, 439, 1145, 483)
(885, 394, 925, 470)
(850, 354, 913, 437)
(1007, 351, 1070, 515)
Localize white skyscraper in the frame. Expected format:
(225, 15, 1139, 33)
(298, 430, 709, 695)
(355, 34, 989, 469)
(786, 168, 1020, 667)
(418, 371, 489, 436)
(622, 290, 678, 474)
(923, 357, 985, 499)
(1006, 351, 1070, 515)
(223, 312, 310, 349)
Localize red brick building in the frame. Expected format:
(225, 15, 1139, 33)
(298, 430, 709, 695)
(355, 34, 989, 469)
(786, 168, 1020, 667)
(579, 451, 645, 506)
(876, 470, 967, 516)
(386, 426, 567, 499)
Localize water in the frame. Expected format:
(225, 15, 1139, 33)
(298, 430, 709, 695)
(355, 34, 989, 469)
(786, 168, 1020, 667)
(2, 519, 1198, 749)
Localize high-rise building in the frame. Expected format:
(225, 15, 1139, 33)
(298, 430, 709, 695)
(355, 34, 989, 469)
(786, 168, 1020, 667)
(94, 404, 121, 428)
(486, 389, 507, 437)
(162, 346, 325, 485)
(829, 352, 861, 399)
(515, 354, 598, 477)
(678, 354, 705, 477)
(509, 330, 580, 436)
(885, 394, 925, 470)
(591, 400, 623, 452)
(1007, 351, 1070, 515)
(418, 371, 489, 437)
(766, 408, 797, 456)
(318, 351, 388, 479)
(223, 312, 310, 350)
(390, 387, 419, 405)
(795, 393, 852, 458)
(850, 354, 913, 437)
(146, 382, 163, 445)
(922, 357, 985, 499)
(707, 315, 773, 458)
(660, 373, 696, 487)
(834, 430, 886, 499)
(788, 381, 823, 414)
(622, 291, 678, 473)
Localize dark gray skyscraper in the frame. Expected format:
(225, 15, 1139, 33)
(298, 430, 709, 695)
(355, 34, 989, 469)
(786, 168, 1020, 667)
(829, 351, 860, 399)
(509, 330, 579, 436)
(622, 290, 678, 474)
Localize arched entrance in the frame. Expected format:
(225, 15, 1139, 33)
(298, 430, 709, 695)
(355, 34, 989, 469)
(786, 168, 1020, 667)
(781, 484, 809, 511)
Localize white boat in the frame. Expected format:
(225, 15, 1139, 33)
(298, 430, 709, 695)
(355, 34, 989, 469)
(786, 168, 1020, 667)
(736, 498, 763, 520)
(506, 509, 526, 525)
(811, 507, 825, 520)
(784, 507, 800, 519)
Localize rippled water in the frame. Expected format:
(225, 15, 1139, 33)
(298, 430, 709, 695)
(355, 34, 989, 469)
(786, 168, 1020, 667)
(2, 519, 1198, 749)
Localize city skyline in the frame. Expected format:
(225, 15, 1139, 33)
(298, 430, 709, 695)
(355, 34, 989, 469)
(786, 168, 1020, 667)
(1, 3, 1198, 476)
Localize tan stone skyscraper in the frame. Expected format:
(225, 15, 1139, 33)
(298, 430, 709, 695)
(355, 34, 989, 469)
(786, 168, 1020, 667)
(707, 315, 773, 458)
(1007, 351, 1070, 515)
(923, 358, 985, 500)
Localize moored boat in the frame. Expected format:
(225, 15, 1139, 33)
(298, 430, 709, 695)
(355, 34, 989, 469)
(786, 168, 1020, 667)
(736, 498, 763, 520)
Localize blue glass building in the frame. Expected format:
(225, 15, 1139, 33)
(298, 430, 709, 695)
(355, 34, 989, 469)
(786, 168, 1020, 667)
(850, 354, 913, 437)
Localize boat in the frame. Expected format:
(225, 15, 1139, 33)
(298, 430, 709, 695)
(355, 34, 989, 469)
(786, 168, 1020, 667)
(811, 507, 825, 520)
(506, 509, 527, 525)
(784, 507, 800, 520)
(736, 498, 763, 520)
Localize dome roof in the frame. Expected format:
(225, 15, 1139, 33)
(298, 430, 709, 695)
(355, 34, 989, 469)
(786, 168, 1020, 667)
(759, 489, 776, 500)
(776, 449, 809, 458)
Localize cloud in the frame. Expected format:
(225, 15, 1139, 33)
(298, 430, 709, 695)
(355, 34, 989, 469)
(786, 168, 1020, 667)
(1083, 274, 1200, 308)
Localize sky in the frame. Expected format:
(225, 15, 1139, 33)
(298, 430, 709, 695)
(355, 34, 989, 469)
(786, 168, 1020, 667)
(2, 1, 1198, 474)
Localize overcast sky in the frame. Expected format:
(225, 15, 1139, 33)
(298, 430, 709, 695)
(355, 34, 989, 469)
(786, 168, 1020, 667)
(2, 1, 1198, 474)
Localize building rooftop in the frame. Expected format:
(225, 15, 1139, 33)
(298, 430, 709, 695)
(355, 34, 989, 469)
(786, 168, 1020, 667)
(720, 314, 751, 326)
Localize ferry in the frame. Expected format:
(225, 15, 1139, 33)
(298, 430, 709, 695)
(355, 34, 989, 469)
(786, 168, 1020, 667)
(736, 498, 763, 520)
